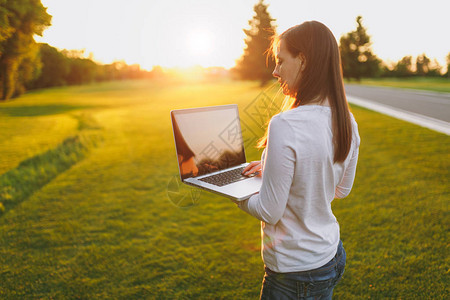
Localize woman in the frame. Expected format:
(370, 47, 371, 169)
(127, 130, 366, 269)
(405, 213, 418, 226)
(237, 21, 360, 299)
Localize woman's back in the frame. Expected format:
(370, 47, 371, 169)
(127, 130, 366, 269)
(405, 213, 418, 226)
(249, 104, 360, 272)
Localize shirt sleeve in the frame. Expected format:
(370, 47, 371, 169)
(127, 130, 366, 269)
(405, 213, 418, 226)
(334, 134, 360, 199)
(238, 116, 295, 225)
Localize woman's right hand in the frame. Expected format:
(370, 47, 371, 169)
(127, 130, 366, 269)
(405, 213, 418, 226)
(242, 161, 262, 177)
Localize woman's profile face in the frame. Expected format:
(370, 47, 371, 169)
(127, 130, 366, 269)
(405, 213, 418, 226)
(272, 39, 304, 96)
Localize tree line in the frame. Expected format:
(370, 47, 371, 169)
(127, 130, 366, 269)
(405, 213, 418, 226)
(29, 44, 153, 89)
(339, 16, 449, 80)
(1, 0, 449, 101)
(1, 41, 153, 101)
(234, 1, 450, 83)
(0, 0, 154, 101)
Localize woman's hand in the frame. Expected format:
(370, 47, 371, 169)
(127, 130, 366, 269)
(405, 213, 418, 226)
(242, 161, 262, 177)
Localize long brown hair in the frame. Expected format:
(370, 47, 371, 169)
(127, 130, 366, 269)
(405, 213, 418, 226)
(258, 21, 352, 163)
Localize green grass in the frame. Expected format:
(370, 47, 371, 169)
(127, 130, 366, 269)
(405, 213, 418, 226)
(346, 77, 450, 93)
(0, 79, 448, 298)
(0, 129, 101, 215)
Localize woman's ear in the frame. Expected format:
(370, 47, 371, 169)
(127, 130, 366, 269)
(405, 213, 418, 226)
(298, 53, 306, 71)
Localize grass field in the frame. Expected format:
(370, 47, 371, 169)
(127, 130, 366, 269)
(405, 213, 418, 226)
(345, 77, 450, 93)
(0, 79, 448, 298)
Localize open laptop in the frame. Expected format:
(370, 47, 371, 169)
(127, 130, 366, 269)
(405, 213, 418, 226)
(171, 104, 262, 201)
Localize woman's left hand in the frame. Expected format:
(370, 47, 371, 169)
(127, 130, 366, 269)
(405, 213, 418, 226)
(242, 161, 262, 177)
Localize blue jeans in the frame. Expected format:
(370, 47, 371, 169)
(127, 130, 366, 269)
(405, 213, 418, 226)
(260, 240, 346, 300)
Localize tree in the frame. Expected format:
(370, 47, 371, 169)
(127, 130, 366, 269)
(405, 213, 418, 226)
(446, 53, 450, 78)
(0, 1, 14, 55)
(0, 0, 51, 100)
(30, 44, 70, 88)
(17, 42, 42, 94)
(339, 16, 381, 80)
(393, 56, 413, 77)
(65, 58, 98, 85)
(415, 53, 431, 76)
(427, 58, 442, 77)
(233, 0, 276, 84)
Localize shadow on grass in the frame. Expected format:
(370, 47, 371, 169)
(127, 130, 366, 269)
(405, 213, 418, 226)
(0, 104, 94, 117)
(0, 134, 100, 216)
(0, 117, 102, 215)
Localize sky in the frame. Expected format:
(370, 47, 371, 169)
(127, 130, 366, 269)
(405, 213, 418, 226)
(36, 0, 450, 70)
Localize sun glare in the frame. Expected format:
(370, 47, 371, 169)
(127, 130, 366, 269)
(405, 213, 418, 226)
(187, 29, 213, 56)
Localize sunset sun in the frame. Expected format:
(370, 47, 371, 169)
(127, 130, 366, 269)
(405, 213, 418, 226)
(187, 29, 214, 56)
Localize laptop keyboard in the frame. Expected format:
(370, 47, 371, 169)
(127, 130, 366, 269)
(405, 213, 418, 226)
(199, 167, 247, 187)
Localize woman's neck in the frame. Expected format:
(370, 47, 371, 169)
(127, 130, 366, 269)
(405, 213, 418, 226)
(304, 97, 330, 107)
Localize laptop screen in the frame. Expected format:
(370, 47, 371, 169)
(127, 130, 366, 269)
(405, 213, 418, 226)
(171, 104, 246, 180)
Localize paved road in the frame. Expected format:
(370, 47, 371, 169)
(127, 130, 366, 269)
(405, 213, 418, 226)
(345, 84, 450, 123)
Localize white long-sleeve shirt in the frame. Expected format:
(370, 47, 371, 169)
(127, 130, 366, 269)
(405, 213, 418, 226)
(238, 105, 360, 273)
